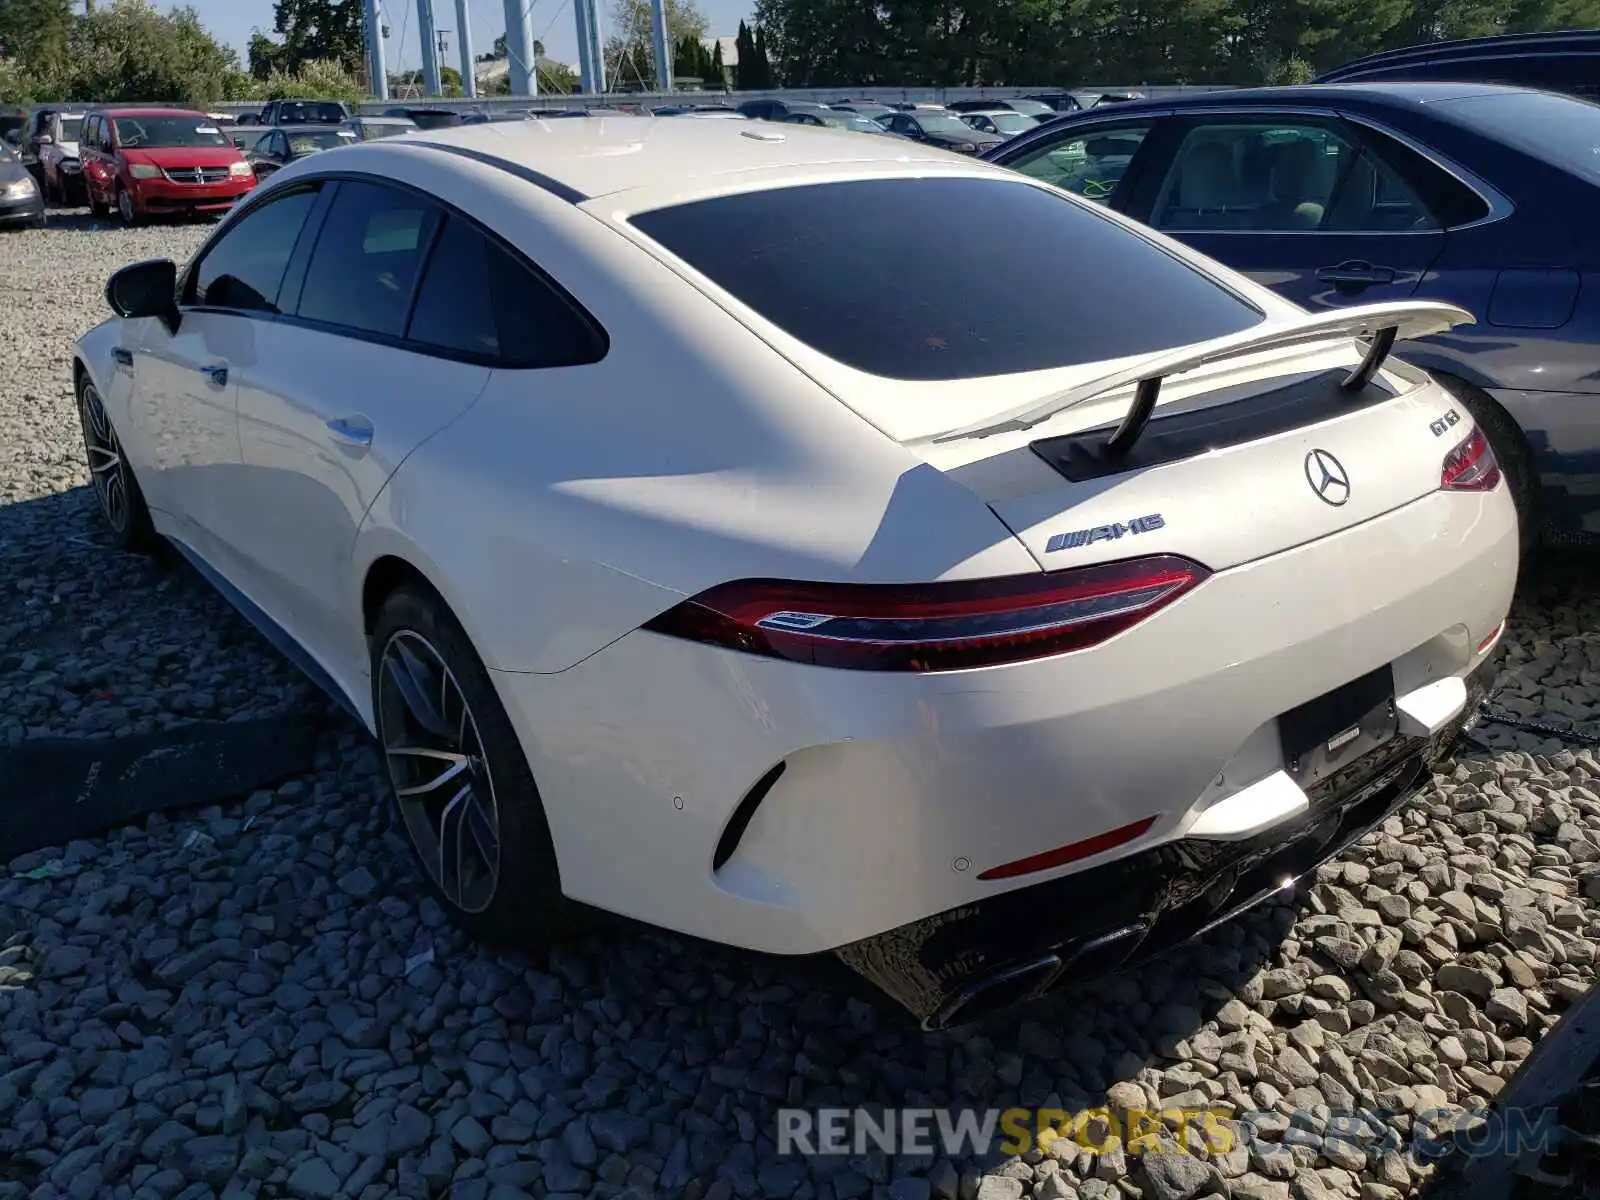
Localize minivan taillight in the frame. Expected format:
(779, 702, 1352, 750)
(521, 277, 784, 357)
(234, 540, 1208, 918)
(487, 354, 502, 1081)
(1441, 426, 1501, 492)
(642, 555, 1209, 672)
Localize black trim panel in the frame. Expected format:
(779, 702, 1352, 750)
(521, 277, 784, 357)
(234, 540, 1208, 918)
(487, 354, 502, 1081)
(412, 141, 589, 205)
(166, 537, 366, 725)
(1030, 368, 1393, 482)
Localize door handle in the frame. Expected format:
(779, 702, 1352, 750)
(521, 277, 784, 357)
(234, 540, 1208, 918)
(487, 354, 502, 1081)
(326, 416, 374, 448)
(199, 364, 228, 388)
(1316, 260, 1397, 289)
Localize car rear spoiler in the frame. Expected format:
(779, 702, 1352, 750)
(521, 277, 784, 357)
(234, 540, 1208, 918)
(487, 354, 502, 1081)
(932, 300, 1475, 445)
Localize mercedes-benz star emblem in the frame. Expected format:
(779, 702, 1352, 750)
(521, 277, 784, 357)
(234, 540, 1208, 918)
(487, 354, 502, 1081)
(1304, 449, 1351, 507)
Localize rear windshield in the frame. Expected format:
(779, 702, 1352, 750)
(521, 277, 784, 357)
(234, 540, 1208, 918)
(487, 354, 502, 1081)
(628, 177, 1263, 381)
(278, 102, 345, 123)
(1437, 90, 1600, 180)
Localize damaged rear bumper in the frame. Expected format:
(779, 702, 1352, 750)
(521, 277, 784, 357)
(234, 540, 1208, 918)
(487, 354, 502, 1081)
(835, 653, 1500, 1030)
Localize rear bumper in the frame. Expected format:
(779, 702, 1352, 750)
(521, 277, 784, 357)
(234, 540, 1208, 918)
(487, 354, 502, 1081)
(491, 484, 1518, 966)
(840, 651, 1499, 1028)
(1489, 387, 1600, 538)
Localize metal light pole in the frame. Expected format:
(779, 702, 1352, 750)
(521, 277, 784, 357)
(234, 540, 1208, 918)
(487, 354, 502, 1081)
(649, 0, 672, 92)
(417, 0, 442, 96)
(365, 0, 391, 100)
(574, 0, 595, 93)
(503, 0, 537, 97)
(584, 0, 607, 94)
(455, 0, 478, 98)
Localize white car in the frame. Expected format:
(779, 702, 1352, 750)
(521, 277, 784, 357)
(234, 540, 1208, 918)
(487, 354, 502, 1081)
(73, 119, 1518, 1028)
(37, 111, 86, 204)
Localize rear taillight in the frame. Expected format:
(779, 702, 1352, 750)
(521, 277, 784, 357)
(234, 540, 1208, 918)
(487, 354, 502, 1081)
(1441, 426, 1501, 492)
(642, 555, 1209, 672)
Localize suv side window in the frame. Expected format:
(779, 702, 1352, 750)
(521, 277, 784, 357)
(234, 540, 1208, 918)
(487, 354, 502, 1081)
(189, 187, 321, 313)
(295, 180, 441, 338)
(1004, 124, 1153, 204)
(406, 215, 606, 366)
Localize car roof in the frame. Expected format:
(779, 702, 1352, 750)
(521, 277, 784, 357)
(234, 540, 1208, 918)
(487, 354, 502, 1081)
(1041, 80, 1534, 117)
(94, 107, 211, 117)
(1318, 28, 1600, 79)
(396, 116, 977, 199)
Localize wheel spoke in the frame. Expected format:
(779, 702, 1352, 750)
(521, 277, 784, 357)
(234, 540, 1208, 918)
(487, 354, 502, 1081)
(436, 782, 473, 907)
(393, 751, 471, 798)
(385, 640, 452, 738)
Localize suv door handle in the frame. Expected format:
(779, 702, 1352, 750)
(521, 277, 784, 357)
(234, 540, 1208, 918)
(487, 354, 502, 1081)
(199, 364, 229, 388)
(1316, 260, 1397, 289)
(326, 416, 374, 448)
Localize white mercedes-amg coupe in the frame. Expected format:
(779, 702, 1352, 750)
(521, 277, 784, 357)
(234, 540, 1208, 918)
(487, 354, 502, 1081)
(74, 117, 1518, 1027)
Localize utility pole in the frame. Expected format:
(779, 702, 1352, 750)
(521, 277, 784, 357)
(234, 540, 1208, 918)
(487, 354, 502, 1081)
(455, 0, 478, 98)
(417, 0, 442, 96)
(364, 0, 390, 101)
(650, 0, 671, 93)
(502, 0, 537, 98)
(583, 0, 607, 93)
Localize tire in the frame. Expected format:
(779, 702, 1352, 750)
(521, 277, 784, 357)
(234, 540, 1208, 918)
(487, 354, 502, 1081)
(1434, 374, 1540, 557)
(116, 186, 140, 227)
(88, 186, 109, 218)
(76, 373, 158, 554)
(370, 585, 579, 946)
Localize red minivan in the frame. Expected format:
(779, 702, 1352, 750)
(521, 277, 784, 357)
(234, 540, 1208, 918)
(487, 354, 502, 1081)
(81, 107, 255, 225)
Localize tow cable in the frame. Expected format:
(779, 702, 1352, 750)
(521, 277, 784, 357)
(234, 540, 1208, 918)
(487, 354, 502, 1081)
(1460, 688, 1600, 752)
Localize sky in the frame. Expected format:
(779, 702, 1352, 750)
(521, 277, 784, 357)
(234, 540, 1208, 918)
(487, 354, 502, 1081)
(154, 0, 754, 73)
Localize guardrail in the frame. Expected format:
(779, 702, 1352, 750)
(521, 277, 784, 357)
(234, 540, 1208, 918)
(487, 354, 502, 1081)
(204, 83, 1229, 117)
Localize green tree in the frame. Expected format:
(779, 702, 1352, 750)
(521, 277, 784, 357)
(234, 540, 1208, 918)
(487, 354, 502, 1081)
(0, 0, 74, 80)
(605, 0, 709, 84)
(270, 0, 365, 75)
(65, 0, 242, 104)
(248, 30, 287, 79)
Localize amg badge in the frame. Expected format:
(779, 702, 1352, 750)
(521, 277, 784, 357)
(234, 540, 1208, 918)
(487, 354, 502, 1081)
(1046, 513, 1165, 553)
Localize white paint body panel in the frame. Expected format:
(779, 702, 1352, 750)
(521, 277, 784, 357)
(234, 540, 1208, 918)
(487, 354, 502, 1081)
(71, 119, 1521, 956)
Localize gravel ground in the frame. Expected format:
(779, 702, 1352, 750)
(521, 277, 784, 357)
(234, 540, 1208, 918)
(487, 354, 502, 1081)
(1, 211, 1599, 1200)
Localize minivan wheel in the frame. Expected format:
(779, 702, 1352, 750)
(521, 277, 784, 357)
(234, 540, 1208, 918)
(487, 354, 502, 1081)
(76, 375, 157, 553)
(1435, 374, 1540, 557)
(371, 585, 579, 946)
(116, 186, 139, 226)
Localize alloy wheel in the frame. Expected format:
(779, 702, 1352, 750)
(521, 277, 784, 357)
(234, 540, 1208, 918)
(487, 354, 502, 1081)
(78, 383, 129, 533)
(376, 630, 503, 914)
(117, 188, 134, 224)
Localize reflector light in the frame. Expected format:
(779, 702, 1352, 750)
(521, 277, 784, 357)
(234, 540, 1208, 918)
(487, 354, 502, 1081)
(976, 815, 1159, 881)
(643, 555, 1210, 672)
(1441, 426, 1502, 492)
(1477, 621, 1505, 653)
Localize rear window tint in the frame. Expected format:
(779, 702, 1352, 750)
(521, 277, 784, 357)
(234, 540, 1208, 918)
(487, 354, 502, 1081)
(628, 177, 1263, 381)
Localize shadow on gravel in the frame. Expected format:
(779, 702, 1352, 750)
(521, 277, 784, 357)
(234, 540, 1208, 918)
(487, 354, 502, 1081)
(2, 470, 1598, 1197)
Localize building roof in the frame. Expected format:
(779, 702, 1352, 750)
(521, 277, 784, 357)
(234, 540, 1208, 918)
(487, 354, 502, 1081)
(400, 115, 972, 199)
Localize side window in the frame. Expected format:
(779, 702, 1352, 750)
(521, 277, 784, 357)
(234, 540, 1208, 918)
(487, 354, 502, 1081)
(251, 133, 275, 156)
(190, 188, 320, 313)
(1355, 123, 1489, 228)
(406, 215, 604, 366)
(1151, 120, 1438, 233)
(1005, 124, 1152, 205)
(295, 180, 441, 338)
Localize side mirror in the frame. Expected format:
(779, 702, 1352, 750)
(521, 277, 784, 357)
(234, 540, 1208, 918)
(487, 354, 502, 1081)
(106, 258, 180, 332)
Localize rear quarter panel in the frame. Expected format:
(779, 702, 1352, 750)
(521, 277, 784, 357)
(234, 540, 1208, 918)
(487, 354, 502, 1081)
(350, 147, 1038, 676)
